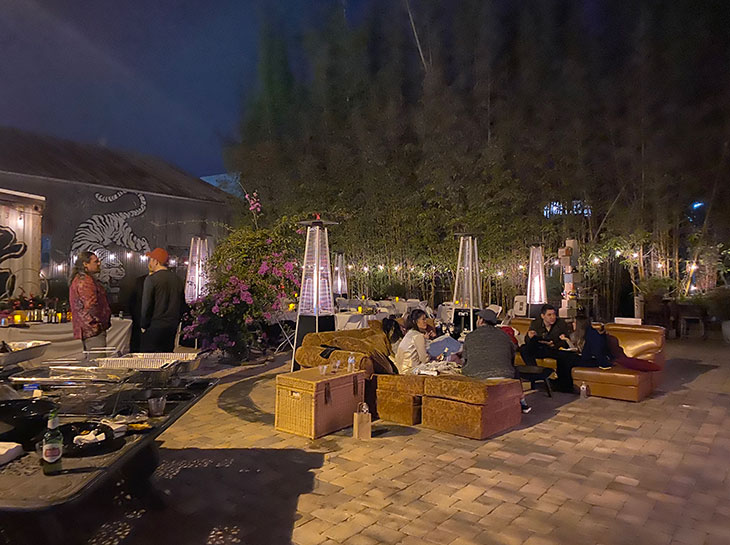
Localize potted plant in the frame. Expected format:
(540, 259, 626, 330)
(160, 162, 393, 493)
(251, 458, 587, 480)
(706, 287, 730, 343)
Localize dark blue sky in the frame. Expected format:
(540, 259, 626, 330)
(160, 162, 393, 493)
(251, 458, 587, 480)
(1, 0, 348, 176)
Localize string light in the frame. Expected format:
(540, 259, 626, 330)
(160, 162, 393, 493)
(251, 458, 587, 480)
(141, 255, 148, 262)
(378, 264, 384, 271)
(497, 271, 504, 277)
(56, 264, 63, 272)
(632, 252, 639, 258)
(518, 265, 525, 270)
(553, 260, 560, 266)
(362, 266, 369, 272)
(690, 263, 698, 271)
(126, 252, 132, 258)
(615, 250, 621, 257)
(108, 253, 116, 261)
(593, 257, 600, 264)
(656, 263, 663, 269)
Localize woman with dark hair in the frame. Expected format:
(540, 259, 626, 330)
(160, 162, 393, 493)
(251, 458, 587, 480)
(395, 309, 431, 373)
(569, 316, 612, 369)
(381, 317, 405, 353)
(69, 251, 111, 351)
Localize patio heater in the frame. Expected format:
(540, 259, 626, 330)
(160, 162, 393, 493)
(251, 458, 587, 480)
(527, 245, 547, 318)
(185, 236, 210, 303)
(333, 252, 348, 298)
(291, 218, 337, 370)
(452, 233, 483, 332)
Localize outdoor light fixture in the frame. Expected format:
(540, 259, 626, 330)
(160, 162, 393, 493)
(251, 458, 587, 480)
(185, 236, 210, 303)
(453, 233, 483, 332)
(292, 218, 337, 370)
(527, 245, 547, 309)
(333, 252, 348, 298)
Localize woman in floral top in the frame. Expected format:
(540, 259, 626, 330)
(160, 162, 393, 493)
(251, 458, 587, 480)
(69, 251, 111, 350)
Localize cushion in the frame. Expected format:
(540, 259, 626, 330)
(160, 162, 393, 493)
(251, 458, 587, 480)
(424, 375, 522, 405)
(572, 366, 649, 387)
(604, 324, 665, 360)
(294, 346, 376, 377)
(606, 335, 661, 371)
(375, 374, 426, 395)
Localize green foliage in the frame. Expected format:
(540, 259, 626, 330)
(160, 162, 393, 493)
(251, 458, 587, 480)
(706, 287, 730, 321)
(223, 1, 730, 313)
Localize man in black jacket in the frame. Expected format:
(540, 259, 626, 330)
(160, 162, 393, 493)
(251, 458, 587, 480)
(140, 247, 186, 353)
(519, 304, 578, 392)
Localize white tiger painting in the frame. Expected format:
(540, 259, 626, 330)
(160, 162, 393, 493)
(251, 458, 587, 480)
(71, 191, 150, 285)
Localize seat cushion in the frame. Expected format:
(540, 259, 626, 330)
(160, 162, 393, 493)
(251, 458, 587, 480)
(423, 375, 522, 405)
(375, 374, 426, 395)
(572, 366, 650, 387)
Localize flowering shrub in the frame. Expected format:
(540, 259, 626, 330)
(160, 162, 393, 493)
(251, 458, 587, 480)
(182, 220, 303, 358)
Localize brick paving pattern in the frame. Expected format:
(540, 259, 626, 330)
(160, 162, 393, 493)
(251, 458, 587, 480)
(19, 339, 728, 545)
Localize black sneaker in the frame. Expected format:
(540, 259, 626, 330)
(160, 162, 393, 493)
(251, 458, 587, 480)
(521, 403, 532, 414)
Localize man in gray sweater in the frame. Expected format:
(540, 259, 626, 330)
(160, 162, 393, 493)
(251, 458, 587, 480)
(462, 309, 531, 413)
(140, 247, 186, 353)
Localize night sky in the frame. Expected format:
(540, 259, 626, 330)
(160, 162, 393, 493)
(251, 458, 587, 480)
(1, 0, 348, 177)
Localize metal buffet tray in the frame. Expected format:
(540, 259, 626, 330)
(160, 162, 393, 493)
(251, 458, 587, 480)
(0, 341, 51, 367)
(8, 366, 136, 385)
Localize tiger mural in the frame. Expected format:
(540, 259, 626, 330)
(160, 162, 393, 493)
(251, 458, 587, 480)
(70, 191, 150, 285)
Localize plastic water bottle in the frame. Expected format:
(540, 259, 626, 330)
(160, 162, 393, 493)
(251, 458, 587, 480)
(347, 354, 356, 373)
(580, 381, 589, 399)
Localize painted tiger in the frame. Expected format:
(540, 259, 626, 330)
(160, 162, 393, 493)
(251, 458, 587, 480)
(70, 191, 151, 285)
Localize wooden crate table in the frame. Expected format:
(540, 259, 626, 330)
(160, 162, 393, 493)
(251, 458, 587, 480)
(275, 368, 366, 439)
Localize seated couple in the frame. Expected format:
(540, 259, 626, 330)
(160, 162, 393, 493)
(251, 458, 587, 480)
(390, 308, 532, 414)
(519, 303, 656, 393)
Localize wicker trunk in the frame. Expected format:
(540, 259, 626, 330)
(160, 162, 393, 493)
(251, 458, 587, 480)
(375, 389, 422, 425)
(421, 395, 522, 440)
(275, 368, 365, 439)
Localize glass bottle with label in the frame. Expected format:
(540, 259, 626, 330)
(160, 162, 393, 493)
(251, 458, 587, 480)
(42, 411, 63, 475)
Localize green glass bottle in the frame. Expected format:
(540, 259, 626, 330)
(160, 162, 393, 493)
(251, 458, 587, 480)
(41, 411, 63, 475)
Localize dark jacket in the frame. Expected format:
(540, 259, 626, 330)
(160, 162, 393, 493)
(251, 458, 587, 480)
(579, 327, 613, 368)
(462, 325, 516, 379)
(527, 317, 571, 348)
(140, 269, 185, 330)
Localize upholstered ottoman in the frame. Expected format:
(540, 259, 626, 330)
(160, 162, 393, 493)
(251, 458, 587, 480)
(571, 367, 655, 402)
(375, 390, 422, 425)
(374, 374, 425, 425)
(421, 376, 522, 440)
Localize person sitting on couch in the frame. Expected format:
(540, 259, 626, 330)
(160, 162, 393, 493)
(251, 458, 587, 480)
(519, 304, 577, 392)
(569, 316, 613, 369)
(462, 309, 531, 413)
(395, 309, 431, 373)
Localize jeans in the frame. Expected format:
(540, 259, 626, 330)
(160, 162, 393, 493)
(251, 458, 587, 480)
(519, 338, 582, 391)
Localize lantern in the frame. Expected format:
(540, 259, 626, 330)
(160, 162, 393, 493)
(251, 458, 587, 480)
(185, 236, 210, 303)
(527, 245, 547, 316)
(292, 218, 337, 370)
(333, 252, 348, 298)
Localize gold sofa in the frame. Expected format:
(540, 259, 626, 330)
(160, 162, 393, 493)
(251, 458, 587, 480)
(510, 317, 665, 401)
(572, 323, 665, 402)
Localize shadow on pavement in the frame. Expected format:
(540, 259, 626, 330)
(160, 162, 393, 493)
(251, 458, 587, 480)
(217, 373, 277, 425)
(654, 357, 718, 395)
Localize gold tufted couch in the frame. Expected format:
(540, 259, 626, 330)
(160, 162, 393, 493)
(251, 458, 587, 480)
(510, 318, 665, 401)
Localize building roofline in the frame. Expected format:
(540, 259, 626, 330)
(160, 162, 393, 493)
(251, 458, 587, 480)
(0, 169, 230, 205)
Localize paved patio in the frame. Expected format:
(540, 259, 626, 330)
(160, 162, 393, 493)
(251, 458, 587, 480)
(27, 340, 730, 545)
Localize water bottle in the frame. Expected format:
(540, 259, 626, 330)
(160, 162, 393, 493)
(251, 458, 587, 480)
(580, 381, 589, 399)
(347, 354, 356, 373)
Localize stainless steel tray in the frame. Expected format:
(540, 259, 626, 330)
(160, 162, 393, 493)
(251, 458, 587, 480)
(0, 341, 51, 367)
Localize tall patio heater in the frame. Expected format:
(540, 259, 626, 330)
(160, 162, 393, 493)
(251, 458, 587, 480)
(452, 233, 483, 332)
(526, 245, 547, 318)
(333, 252, 348, 298)
(184, 236, 210, 303)
(291, 218, 337, 370)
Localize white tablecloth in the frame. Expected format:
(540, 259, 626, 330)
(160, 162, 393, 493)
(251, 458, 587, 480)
(335, 311, 389, 330)
(0, 317, 133, 364)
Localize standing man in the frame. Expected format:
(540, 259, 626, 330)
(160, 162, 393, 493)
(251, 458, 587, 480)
(140, 248, 185, 353)
(519, 304, 576, 391)
(462, 309, 531, 413)
(70, 251, 112, 351)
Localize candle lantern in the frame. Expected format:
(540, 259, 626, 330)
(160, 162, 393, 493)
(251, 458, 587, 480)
(452, 234, 483, 332)
(292, 218, 337, 370)
(527, 245, 547, 317)
(185, 236, 210, 304)
(333, 252, 348, 298)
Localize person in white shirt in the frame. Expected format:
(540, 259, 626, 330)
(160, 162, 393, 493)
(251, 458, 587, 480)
(395, 309, 431, 373)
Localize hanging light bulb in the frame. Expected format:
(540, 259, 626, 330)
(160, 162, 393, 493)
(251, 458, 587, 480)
(632, 252, 639, 258)
(363, 266, 369, 272)
(553, 260, 560, 266)
(690, 263, 698, 271)
(518, 265, 525, 270)
(593, 257, 600, 264)
(378, 264, 384, 271)
(615, 250, 621, 257)
(497, 271, 504, 277)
